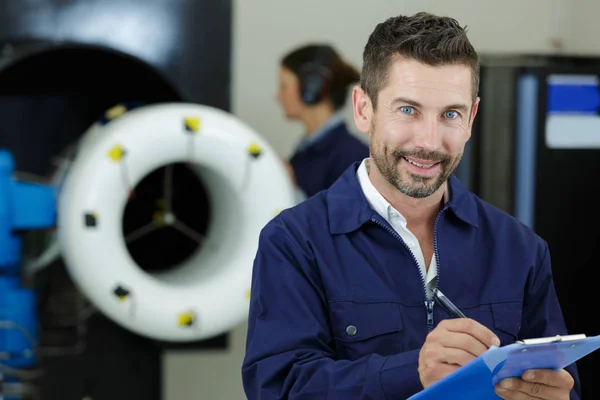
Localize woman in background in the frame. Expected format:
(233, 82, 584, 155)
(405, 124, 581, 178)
(277, 44, 369, 200)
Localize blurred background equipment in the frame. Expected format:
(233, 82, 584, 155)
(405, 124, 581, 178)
(0, 98, 297, 400)
(0, 99, 294, 400)
(0, 0, 254, 399)
(56, 102, 294, 343)
(459, 54, 600, 400)
(0, 149, 53, 400)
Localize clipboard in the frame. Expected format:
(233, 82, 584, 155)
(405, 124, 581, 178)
(407, 334, 600, 399)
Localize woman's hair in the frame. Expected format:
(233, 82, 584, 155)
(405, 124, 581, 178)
(281, 44, 360, 110)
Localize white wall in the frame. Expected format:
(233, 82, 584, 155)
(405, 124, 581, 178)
(564, 0, 600, 55)
(164, 1, 599, 399)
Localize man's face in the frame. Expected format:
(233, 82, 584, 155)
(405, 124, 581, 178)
(353, 58, 479, 198)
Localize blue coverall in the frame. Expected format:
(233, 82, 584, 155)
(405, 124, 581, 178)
(243, 162, 581, 399)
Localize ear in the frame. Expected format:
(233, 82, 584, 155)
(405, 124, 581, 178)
(467, 96, 481, 136)
(352, 85, 373, 135)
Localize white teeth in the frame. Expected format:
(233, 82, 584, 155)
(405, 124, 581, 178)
(405, 157, 435, 169)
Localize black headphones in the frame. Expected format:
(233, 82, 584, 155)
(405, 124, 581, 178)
(297, 47, 334, 105)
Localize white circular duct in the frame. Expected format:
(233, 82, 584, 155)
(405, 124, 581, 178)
(56, 102, 296, 342)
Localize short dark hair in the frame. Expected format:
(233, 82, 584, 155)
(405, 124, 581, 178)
(281, 44, 360, 110)
(361, 12, 479, 109)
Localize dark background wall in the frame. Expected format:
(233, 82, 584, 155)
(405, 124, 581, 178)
(466, 56, 600, 400)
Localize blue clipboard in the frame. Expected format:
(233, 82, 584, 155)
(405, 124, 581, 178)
(407, 334, 600, 399)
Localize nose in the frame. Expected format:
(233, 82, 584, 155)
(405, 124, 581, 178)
(413, 117, 442, 150)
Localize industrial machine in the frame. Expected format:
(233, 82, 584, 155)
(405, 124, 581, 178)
(0, 150, 54, 399)
(0, 1, 235, 398)
(0, 102, 296, 399)
(462, 55, 600, 399)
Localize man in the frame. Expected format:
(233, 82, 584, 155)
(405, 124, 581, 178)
(242, 12, 581, 400)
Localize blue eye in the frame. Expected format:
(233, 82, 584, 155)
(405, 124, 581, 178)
(444, 111, 458, 119)
(400, 106, 414, 115)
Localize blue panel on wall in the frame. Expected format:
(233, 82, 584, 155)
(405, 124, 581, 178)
(547, 75, 600, 114)
(546, 75, 600, 149)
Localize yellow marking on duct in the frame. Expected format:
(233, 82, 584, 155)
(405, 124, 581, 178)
(108, 145, 125, 162)
(178, 312, 195, 327)
(106, 104, 128, 120)
(184, 117, 201, 133)
(247, 142, 262, 158)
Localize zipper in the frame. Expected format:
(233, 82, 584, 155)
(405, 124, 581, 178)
(432, 203, 449, 297)
(430, 203, 450, 331)
(371, 202, 450, 333)
(425, 299, 434, 326)
(370, 216, 432, 330)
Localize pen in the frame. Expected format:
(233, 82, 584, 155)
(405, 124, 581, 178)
(433, 288, 467, 319)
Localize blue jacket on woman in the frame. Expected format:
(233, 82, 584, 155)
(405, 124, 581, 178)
(290, 114, 369, 198)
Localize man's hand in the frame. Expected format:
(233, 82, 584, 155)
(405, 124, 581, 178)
(418, 318, 501, 388)
(495, 369, 574, 399)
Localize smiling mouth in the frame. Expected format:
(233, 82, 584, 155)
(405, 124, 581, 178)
(403, 157, 440, 169)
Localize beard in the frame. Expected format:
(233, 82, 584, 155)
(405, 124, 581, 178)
(369, 124, 462, 199)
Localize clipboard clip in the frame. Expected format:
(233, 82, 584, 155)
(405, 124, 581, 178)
(516, 334, 587, 345)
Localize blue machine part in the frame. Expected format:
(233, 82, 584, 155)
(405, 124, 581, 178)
(0, 277, 37, 367)
(547, 75, 600, 115)
(0, 149, 57, 382)
(513, 74, 539, 229)
(546, 74, 600, 149)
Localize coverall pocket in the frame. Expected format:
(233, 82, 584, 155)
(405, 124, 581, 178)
(468, 301, 523, 346)
(328, 301, 404, 361)
(490, 301, 523, 345)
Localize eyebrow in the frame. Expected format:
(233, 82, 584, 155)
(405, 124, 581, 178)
(391, 97, 469, 113)
(391, 97, 422, 108)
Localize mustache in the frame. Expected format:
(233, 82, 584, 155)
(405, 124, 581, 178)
(392, 149, 450, 164)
